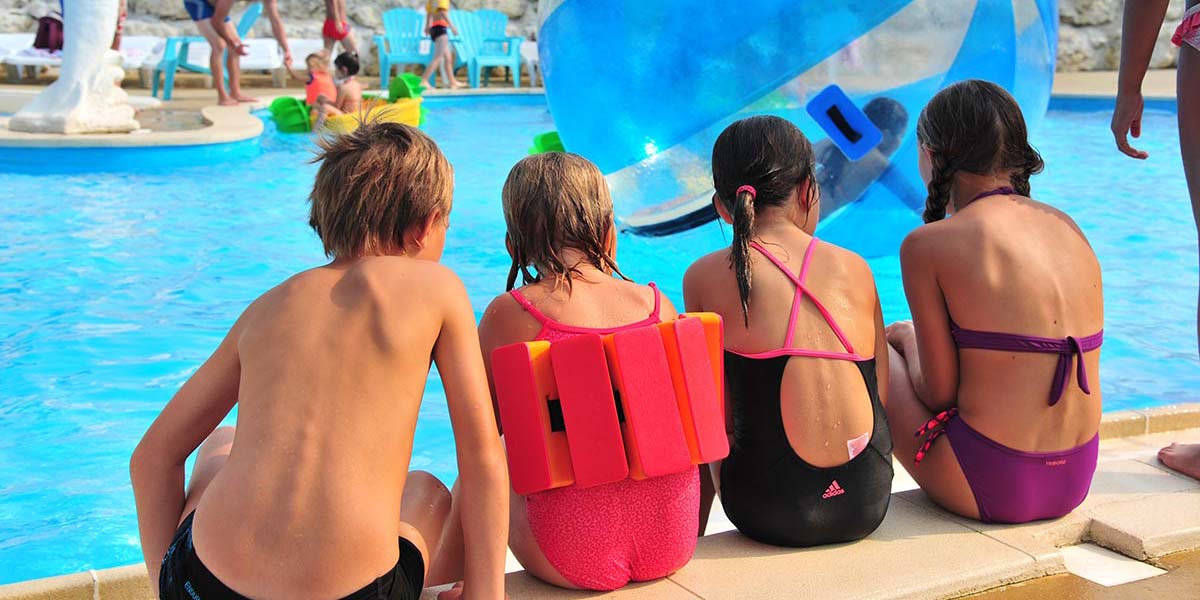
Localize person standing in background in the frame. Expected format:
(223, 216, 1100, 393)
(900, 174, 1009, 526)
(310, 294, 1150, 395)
(323, 0, 358, 56)
(1113, 0, 1200, 481)
(421, 0, 465, 89)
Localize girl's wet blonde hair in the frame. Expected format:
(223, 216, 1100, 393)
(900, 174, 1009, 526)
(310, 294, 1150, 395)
(502, 152, 627, 291)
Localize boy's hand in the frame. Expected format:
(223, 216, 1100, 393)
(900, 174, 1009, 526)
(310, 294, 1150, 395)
(1112, 90, 1149, 160)
(234, 42, 250, 56)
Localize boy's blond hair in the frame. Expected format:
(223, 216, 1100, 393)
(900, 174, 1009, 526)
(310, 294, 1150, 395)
(502, 152, 625, 291)
(309, 122, 453, 258)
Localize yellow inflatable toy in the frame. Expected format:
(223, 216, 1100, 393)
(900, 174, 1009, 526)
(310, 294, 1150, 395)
(323, 97, 423, 134)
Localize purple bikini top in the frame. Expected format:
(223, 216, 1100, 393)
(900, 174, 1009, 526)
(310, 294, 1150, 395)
(948, 186, 1102, 407)
(951, 323, 1102, 406)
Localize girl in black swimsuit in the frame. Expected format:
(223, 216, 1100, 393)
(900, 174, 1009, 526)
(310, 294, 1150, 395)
(683, 115, 894, 547)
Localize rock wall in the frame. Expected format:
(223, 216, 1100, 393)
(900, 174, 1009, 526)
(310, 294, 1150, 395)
(0, 0, 1189, 74)
(1058, 0, 1186, 71)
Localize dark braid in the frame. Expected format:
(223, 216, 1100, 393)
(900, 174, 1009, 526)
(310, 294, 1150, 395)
(729, 190, 756, 325)
(923, 156, 956, 223)
(1008, 145, 1045, 198)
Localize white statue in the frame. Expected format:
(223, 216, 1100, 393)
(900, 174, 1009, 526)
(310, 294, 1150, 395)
(9, 0, 139, 134)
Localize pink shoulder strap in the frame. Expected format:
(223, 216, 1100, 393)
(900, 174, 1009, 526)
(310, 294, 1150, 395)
(647, 282, 662, 321)
(509, 289, 552, 325)
(743, 239, 863, 360)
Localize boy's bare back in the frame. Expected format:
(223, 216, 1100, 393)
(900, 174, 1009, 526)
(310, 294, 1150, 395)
(134, 123, 508, 600)
(190, 258, 463, 596)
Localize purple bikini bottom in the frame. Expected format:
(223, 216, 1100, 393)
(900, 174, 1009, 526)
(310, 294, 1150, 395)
(946, 415, 1098, 523)
(918, 409, 1098, 524)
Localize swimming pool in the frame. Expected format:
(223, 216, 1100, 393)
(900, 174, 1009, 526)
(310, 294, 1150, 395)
(0, 95, 1194, 583)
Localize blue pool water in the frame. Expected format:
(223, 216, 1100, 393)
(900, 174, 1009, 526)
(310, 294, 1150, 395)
(0, 95, 1196, 583)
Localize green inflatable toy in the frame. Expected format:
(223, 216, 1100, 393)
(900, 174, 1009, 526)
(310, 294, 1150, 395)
(269, 96, 311, 133)
(528, 131, 564, 154)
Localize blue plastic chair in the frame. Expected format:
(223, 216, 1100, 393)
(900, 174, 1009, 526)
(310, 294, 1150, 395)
(456, 11, 523, 88)
(475, 9, 521, 84)
(374, 8, 432, 90)
(151, 4, 262, 100)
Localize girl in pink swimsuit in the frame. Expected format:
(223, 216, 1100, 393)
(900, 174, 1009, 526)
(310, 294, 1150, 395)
(475, 153, 699, 591)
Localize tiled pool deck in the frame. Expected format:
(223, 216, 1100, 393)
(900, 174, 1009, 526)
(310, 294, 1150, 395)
(0, 71, 1196, 599)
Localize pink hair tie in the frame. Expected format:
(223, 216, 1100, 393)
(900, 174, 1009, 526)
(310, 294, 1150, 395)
(736, 185, 757, 198)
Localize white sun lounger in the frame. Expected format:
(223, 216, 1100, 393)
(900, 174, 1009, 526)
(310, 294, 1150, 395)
(4, 35, 164, 83)
(0, 33, 33, 59)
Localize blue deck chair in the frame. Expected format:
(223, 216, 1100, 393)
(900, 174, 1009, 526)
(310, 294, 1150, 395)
(474, 9, 523, 85)
(444, 10, 477, 86)
(457, 11, 524, 88)
(151, 3, 262, 100)
(374, 8, 431, 90)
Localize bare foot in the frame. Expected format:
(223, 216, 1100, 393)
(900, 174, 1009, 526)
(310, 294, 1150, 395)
(448, 80, 467, 89)
(1158, 443, 1200, 480)
(234, 93, 259, 103)
(217, 97, 239, 107)
(419, 79, 433, 90)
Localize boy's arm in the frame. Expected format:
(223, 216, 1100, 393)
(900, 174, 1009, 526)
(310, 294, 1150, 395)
(1114, 0, 1170, 159)
(261, 0, 293, 69)
(434, 275, 509, 600)
(130, 309, 247, 588)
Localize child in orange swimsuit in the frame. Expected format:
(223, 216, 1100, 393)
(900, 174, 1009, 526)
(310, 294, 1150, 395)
(432, 153, 700, 591)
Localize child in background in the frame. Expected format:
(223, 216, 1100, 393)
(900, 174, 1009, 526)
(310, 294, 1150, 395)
(432, 153, 698, 591)
(323, 0, 359, 55)
(315, 52, 364, 127)
(132, 122, 509, 600)
(303, 50, 337, 113)
(421, 0, 465, 89)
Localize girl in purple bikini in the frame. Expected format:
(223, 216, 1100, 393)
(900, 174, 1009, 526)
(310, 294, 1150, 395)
(886, 80, 1105, 524)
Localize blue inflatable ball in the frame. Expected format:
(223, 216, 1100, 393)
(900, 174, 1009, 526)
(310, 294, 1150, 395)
(537, 0, 1058, 256)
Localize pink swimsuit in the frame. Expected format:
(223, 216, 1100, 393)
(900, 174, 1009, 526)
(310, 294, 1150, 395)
(508, 284, 700, 591)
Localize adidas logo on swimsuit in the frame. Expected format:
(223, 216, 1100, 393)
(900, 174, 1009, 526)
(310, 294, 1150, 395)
(822, 480, 845, 499)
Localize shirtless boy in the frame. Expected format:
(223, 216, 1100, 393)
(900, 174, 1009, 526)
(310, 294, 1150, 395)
(132, 122, 508, 600)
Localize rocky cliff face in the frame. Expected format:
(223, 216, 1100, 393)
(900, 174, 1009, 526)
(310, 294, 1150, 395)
(1058, 0, 1186, 71)
(0, 0, 1188, 73)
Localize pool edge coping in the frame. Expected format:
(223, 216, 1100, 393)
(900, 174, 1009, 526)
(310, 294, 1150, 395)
(0, 104, 263, 148)
(1, 403, 1198, 600)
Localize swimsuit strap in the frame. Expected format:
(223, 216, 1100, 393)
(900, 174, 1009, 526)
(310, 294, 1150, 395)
(647, 282, 662, 321)
(509, 283, 662, 338)
(968, 186, 1017, 204)
(952, 322, 1103, 406)
(746, 240, 861, 359)
(509, 288, 553, 328)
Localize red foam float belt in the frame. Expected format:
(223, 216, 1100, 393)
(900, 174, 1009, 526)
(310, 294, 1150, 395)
(492, 314, 729, 495)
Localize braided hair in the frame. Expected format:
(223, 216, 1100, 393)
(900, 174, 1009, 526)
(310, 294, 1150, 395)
(916, 80, 1044, 223)
(711, 116, 817, 325)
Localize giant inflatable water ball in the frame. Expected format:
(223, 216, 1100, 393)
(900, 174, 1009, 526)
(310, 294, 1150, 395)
(537, 0, 1058, 256)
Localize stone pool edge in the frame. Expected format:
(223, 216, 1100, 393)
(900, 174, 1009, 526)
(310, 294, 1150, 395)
(2, 403, 1199, 600)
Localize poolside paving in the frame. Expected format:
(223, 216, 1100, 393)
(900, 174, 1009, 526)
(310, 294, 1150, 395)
(0, 424, 1196, 600)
